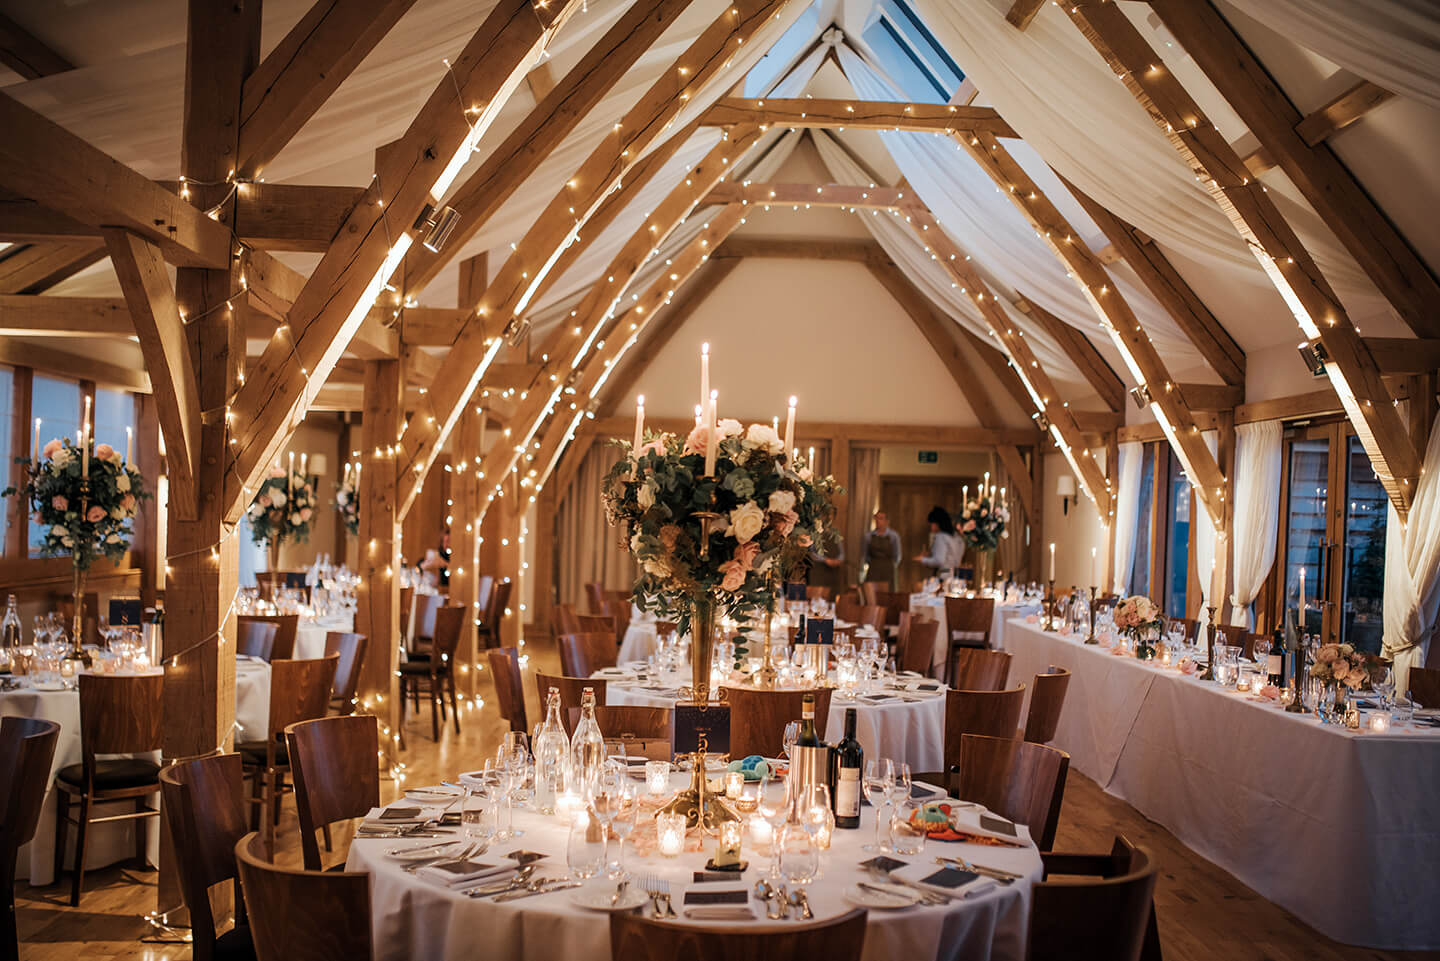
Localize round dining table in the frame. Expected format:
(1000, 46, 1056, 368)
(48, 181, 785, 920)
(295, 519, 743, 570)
(347, 771, 1040, 961)
(597, 666, 947, 774)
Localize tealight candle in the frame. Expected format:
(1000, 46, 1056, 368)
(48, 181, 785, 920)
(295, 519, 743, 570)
(60, 659, 76, 678)
(657, 812, 686, 857)
(716, 819, 742, 866)
(1369, 712, 1391, 734)
(748, 814, 773, 847)
(645, 761, 671, 797)
(724, 771, 744, 800)
(555, 790, 581, 819)
(1160, 648, 1172, 667)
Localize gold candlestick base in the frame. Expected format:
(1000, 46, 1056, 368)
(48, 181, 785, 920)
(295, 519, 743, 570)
(1043, 579, 1056, 631)
(1083, 586, 1098, 644)
(1199, 606, 1218, 681)
(660, 757, 740, 833)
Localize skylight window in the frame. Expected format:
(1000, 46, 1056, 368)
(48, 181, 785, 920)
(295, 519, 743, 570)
(861, 0, 964, 103)
(743, 4, 821, 97)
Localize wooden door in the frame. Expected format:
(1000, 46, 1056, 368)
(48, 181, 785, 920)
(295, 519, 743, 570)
(878, 475, 971, 590)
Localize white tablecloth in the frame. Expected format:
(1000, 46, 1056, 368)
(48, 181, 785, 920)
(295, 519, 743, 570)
(998, 617, 1440, 949)
(294, 613, 355, 660)
(348, 772, 1041, 961)
(234, 657, 272, 741)
(907, 597, 1041, 678)
(605, 672, 946, 773)
(617, 619, 659, 665)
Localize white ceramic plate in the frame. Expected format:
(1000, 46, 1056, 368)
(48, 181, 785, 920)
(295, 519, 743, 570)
(29, 680, 68, 692)
(570, 885, 651, 912)
(843, 882, 920, 910)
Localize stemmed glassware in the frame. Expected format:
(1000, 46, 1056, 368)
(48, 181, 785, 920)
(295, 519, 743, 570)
(757, 774, 793, 879)
(606, 785, 638, 880)
(587, 763, 624, 876)
(862, 758, 895, 852)
(498, 734, 529, 838)
(781, 722, 800, 762)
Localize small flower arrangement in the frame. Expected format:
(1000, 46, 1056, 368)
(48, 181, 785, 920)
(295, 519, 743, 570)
(1309, 643, 1387, 691)
(958, 495, 1008, 552)
(1113, 594, 1163, 659)
(334, 471, 359, 535)
(248, 465, 316, 552)
(5, 437, 149, 569)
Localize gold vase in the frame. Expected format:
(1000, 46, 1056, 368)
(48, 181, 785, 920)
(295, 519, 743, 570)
(974, 550, 993, 591)
(70, 562, 87, 657)
(662, 593, 738, 832)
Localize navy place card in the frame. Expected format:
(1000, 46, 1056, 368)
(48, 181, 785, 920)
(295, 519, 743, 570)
(673, 703, 730, 756)
(804, 617, 835, 646)
(785, 582, 808, 602)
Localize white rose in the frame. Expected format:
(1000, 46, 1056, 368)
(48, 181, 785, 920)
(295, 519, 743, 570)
(290, 512, 302, 525)
(637, 480, 656, 510)
(743, 423, 784, 454)
(110, 507, 124, 520)
(768, 490, 796, 515)
(106, 533, 122, 544)
(717, 418, 743, 440)
(51, 524, 68, 538)
(728, 502, 766, 544)
(642, 555, 671, 578)
(53, 449, 71, 468)
(270, 489, 287, 508)
(116, 473, 131, 492)
(798, 468, 813, 481)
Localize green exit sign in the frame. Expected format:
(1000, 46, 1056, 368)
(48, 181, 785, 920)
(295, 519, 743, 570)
(917, 450, 938, 464)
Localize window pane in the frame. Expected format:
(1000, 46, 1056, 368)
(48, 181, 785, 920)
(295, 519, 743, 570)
(1284, 439, 1328, 637)
(1341, 436, 1385, 653)
(1131, 444, 1155, 596)
(0, 366, 12, 556)
(94, 387, 135, 459)
(1164, 460, 1190, 616)
(30, 375, 81, 557)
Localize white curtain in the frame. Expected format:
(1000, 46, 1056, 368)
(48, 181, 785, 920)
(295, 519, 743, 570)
(845, 447, 882, 586)
(1228, 421, 1283, 629)
(1225, 0, 1440, 111)
(1193, 431, 1221, 631)
(1384, 419, 1440, 694)
(1111, 441, 1143, 595)
(555, 441, 636, 609)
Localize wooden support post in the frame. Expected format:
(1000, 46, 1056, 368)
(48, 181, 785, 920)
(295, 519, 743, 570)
(531, 484, 558, 638)
(448, 406, 483, 701)
(355, 359, 403, 755)
(1029, 446, 1044, 580)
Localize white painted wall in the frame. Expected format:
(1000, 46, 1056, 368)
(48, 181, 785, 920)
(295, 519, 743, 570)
(1040, 451, 1110, 590)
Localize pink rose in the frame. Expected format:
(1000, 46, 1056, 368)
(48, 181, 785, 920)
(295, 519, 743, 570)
(270, 465, 286, 478)
(733, 540, 760, 571)
(259, 494, 272, 508)
(683, 423, 712, 456)
(86, 505, 106, 523)
(718, 560, 746, 592)
(659, 524, 681, 551)
(94, 443, 115, 462)
(637, 438, 666, 459)
(51, 495, 68, 511)
(42, 439, 62, 460)
(121, 494, 136, 512)
(770, 510, 798, 537)
(299, 507, 313, 521)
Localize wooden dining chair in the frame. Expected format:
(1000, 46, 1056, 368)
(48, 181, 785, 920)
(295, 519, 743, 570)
(237, 614, 300, 661)
(476, 579, 510, 650)
(602, 591, 633, 646)
(286, 715, 380, 871)
(398, 586, 415, 645)
(584, 582, 607, 615)
(236, 620, 279, 661)
(835, 596, 863, 624)
(157, 753, 252, 961)
(956, 733, 1068, 852)
(944, 597, 997, 682)
(399, 606, 465, 740)
(900, 619, 939, 676)
(554, 602, 581, 636)
(1411, 666, 1440, 708)
(535, 673, 607, 734)
(856, 582, 878, 606)
(567, 706, 673, 760)
(928, 685, 1027, 796)
(558, 631, 619, 677)
(323, 631, 369, 716)
(804, 585, 832, 602)
(854, 604, 886, 633)
(237, 655, 339, 850)
(874, 590, 910, 629)
(1024, 667, 1072, 745)
(2, 717, 59, 961)
(54, 672, 165, 906)
(1030, 835, 1162, 961)
(611, 906, 866, 961)
(407, 593, 444, 660)
(487, 647, 528, 734)
(234, 832, 373, 961)
(950, 648, 1013, 691)
(721, 687, 833, 759)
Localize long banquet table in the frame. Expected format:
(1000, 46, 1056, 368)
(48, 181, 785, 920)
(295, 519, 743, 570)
(996, 616, 1440, 949)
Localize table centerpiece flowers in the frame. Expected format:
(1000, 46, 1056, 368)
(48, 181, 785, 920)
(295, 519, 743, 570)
(334, 465, 360, 535)
(1113, 594, 1164, 660)
(248, 462, 316, 573)
(958, 491, 1008, 589)
(1309, 643, 1387, 723)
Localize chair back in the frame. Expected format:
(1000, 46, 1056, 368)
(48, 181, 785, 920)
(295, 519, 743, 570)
(267, 656, 340, 750)
(575, 613, 617, 635)
(1029, 836, 1159, 961)
(476, 576, 495, 618)
(431, 606, 466, 665)
(554, 603, 581, 635)
(238, 614, 299, 660)
(487, 647, 528, 733)
(944, 596, 996, 648)
(854, 604, 886, 633)
(286, 715, 380, 871)
(324, 632, 369, 714)
(0, 717, 60, 861)
(234, 831, 373, 961)
(584, 583, 607, 614)
(237, 620, 279, 660)
(874, 591, 909, 626)
(722, 687, 833, 759)
(1412, 666, 1440, 708)
(951, 648, 1013, 691)
(158, 753, 248, 957)
(943, 686, 1026, 775)
(957, 733, 1068, 851)
(78, 673, 164, 761)
(398, 587, 415, 641)
(412, 593, 443, 643)
(482, 580, 511, 645)
(856, 582, 878, 606)
(535, 672, 607, 734)
(567, 706, 673, 760)
(1024, 667, 1071, 744)
(559, 632, 618, 677)
(611, 906, 866, 961)
(805, 586, 831, 602)
(901, 620, 939, 676)
(835, 596, 863, 624)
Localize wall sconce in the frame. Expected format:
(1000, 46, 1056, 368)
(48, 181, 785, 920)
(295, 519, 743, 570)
(505, 316, 532, 348)
(1129, 384, 1152, 409)
(1057, 474, 1077, 516)
(1297, 339, 1329, 377)
(413, 203, 460, 252)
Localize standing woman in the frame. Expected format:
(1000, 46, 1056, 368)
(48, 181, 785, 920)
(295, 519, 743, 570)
(915, 506, 961, 581)
(861, 511, 902, 592)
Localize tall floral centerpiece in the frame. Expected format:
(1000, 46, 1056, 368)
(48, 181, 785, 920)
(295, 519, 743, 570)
(6, 425, 149, 651)
(958, 483, 1009, 589)
(1309, 643, 1387, 723)
(248, 459, 316, 573)
(335, 462, 360, 536)
(1113, 594, 1163, 660)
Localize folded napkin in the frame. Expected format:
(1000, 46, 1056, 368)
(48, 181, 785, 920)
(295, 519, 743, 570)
(683, 907, 756, 921)
(359, 805, 432, 829)
(415, 858, 514, 888)
(892, 863, 997, 899)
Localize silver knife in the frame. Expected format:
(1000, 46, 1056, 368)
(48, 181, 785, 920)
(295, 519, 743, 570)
(494, 881, 582, 902)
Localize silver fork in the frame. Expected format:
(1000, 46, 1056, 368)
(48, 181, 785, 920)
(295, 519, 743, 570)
(401, 840, 480, 873)
(864, 864, 951, 905)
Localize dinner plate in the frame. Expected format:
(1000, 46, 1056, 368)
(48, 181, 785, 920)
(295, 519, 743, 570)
(28, 679, 68, 691)
(843, 882, 920, 910)
(570, 886, 651, 912)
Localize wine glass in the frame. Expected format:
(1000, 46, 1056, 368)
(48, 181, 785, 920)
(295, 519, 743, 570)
(779, 822, 819, 889)
(588, 764, 624, 865)
(800, 784, 831, 841)
(781, 722, 800, 762)
(862, 758, 895, 852)
(606, 786, 637, 880)
(507, 755, 534, 824)
(1373, 666, 1396, 710)
(889, 761, 912, 804)
(486, 764, 514, 841)
(757, 775, 793, 879)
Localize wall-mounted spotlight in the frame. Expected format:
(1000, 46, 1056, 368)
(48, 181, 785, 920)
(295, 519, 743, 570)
(1129, 384, 1153, 409)
(505, 316, 532, 348)
(414, 203, 461, 253)
(1056, 474, 1077, 517)
(1297, 339, 1329, 377)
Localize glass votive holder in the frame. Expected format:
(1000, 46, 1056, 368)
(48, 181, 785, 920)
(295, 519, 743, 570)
(748, 813, 773, 848)
(724, 771, 744, 800)
(555, 790, 581, 820)
(1368, 711, 1392, 734)
(645, 760, 671, 797)
(59, 659, 77, 678)
(715, 819, 743, 866)
(656, 812, 686, 857)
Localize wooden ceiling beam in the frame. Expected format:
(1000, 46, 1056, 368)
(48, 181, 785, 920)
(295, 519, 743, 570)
(702, 98, 1018, 138)
(237, 0, 421, 179)
(0, 93, 234, 268)
(395, 0, 698, 296)
(1066, 0, 1420, 514)
(0, 335, 149, 393)
(704, 181, 907, 208)
(0, 12, 74, 79)
(1063, 177, 1246, 386)
(587, 415, 1041, 448)
(959, 325, 1040, 416)
(0, 294, 133, 335)
(1295, 79, 1393, 146)
(0, 242, 104, 294)
(1015, 297, 1127, 412)
(1145, 0, 1440, 342)
(223, 0, 585, 521)
(1362, 337, 1440, 375)
(711, 236, 881, 261)
(1005, 0, 1047, 31)
(393, 0, 789, 508)
(1175, 382, 1245, 410)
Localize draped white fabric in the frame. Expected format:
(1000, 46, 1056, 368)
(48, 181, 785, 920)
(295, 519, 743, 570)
(1193, 432, 1221, 632)
(1111, 441, 1143, 595)
(1228, 421, 1284, 629)
(845, 446, 882, 585)
(1383, 420, 1440, 694)
(1225, 0, 1440, 111)
(555, 441, 636, 607)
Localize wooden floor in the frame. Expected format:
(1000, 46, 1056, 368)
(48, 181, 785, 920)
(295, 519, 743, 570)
(13, 635, 1437, 961)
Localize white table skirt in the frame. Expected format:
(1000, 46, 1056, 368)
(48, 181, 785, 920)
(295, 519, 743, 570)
(294, 613, 355, 661)
(348, 773, 1040, 961)
(617, 621, 659, 664)
(234, 658, 271, 741)
(607, 680, 946, 773)
(998, 617, 1440, 950)
(907, 597, 1041, 678)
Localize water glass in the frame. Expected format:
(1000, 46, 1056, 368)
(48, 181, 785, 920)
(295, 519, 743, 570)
(461, 786, 497, 843)
(566, 809, 605, 879)
(606, 788, 637, 880)
(779, 823, 819, 887)
(862, 758, 894, 852)
(890, 800, 927, 856)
